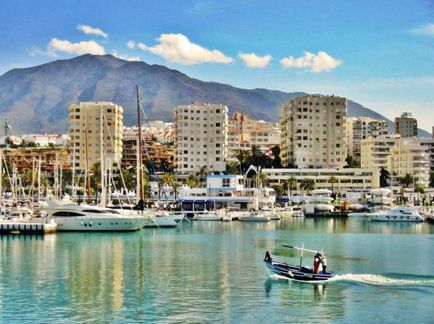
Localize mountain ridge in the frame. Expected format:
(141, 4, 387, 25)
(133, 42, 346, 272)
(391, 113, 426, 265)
(0, 54, 429, 136)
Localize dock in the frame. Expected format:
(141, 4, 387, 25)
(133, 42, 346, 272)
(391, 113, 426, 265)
(0, 222, 57, 234)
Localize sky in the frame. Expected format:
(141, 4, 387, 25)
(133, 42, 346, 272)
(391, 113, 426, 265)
(1, 0, 433, 131)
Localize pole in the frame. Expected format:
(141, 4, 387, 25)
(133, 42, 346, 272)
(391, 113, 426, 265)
(136, 85, 144, 202)
(100, 108, 106, 207)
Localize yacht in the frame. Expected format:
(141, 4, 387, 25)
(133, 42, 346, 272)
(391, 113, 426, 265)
(43, 197, 146, 231)
(144, 211, 185, 228)
(193, 210, 223, 221)
(370, 207, 424, 222)
(239, 211, 270, 222)
(303, 189, 335, 214)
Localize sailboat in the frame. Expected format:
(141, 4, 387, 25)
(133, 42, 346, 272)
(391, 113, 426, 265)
(133, 85, 184, 228)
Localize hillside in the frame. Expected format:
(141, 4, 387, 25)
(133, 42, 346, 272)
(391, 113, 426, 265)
(0, 54, 428, 136)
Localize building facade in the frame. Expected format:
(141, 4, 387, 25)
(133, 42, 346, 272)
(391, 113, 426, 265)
(346, 117, 388, 161)
(360, 134, 401, 170)
(174, 103, 228, 175)
(228, 112, 280, 156)
(280, 95, 347, 168)
(387, 139, 430, 187)
(395, 112, 417, 138)
(263, 168, 380, 195)
(68, 102, 123, 172)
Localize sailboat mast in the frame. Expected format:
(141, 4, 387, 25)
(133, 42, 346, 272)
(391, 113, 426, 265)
(100, 108, 106, 207)
(136, 85, 144, 202)
(84, 124, 91, 203)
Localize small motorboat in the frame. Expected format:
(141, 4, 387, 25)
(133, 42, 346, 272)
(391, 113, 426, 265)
(292, 210, 305, 217)
(264, 244, 336, 282)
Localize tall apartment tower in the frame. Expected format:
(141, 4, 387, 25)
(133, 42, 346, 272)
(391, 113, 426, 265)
(174, 103, 228, 175)
(347, 117, 388, 161)
(69, 102, 123, 172)
(395, 112, 417, 138)
(280, 95, 347, 168)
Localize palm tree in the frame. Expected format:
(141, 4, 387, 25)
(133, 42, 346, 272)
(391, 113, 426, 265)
(162, 172, 179, 200)
(285, 176, 297, 196)
(329, 176, 337, 193)
(250, 144, 262, 157)
(399, 173, 414, 188)
(197, 166, 207, 187)
(187, 174, 199, 188)
(258, 171, 268, 187)
(299, 178, 315, 195)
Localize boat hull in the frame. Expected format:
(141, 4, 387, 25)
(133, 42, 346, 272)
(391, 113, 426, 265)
(53, 216, 145, 231)
(265, 260, 335, 282)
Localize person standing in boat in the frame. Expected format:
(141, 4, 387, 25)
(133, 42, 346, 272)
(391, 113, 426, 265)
(321, 254, 327, 273)
(313, 252, 321, 273)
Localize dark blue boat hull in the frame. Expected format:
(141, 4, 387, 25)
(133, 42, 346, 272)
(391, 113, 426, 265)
(265, 260, 335, 282)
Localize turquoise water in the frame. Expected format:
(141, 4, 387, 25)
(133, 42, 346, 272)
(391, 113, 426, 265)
(0, 218, 433, 323)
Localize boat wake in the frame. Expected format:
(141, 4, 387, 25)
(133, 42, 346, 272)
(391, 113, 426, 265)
(329, 273, 434, 287)
(268, 273, 434, 287)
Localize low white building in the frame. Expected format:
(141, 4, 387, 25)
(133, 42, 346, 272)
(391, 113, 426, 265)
(21, 134, 70, 147)
(262, 168, 380, 195)
(178, 174, 276, 211)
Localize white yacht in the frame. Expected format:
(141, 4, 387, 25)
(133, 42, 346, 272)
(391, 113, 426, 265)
(43, 198, 146, 231)
(303, 189, 335, 214)
(370, 207, 424, 222)
(193, 210, 223, 221)
(239, 211, 270, 222)
(144, 211, 185, 228)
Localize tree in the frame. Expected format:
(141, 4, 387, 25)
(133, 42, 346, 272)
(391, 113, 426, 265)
(271, 146, 282, 168)
(186, 174, 199, 188)
(430, 172, 434, 188)
(398, 173, 414, 188)
(226, 161, 240, 175)
(258, 172, 269, 187)
(414, 185, 425, 194)
(284, 176, 297, 196)
(345, 155, 360, 168)
(197, 166, 207, 187)
(162, 172, 179, 200)
(380, 167, 390, 188)
(271, 184, 284, 196)
(329, 176, 337, 193)
(299, 178, 315, 195)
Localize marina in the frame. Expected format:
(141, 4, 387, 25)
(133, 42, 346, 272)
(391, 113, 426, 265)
(0, 217, 432, 323)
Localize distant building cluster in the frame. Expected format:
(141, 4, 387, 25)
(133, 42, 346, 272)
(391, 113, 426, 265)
(2, 94, 434, 192)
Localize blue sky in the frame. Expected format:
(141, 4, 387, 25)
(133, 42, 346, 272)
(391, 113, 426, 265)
(1, 0, 433, 131)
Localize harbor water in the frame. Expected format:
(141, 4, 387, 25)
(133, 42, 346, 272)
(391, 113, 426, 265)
(0, 217, 433, 323)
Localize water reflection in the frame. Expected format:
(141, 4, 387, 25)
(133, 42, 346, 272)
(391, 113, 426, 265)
(264, 278, 346, 322)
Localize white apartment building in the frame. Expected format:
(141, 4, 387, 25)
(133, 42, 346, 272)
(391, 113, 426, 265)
(387, 139, 430, 187)
(347, 117, 388, 161)
(21, 134, 70, 147)
(263, 168, 380, 195)
(395, 112, 417, 138)
(280, 95, 347, 168)
(69, 102, 123, 172)
(360, 134, 401, 170)
(228, 113, 280, 155)
(174, 103, 228, 174)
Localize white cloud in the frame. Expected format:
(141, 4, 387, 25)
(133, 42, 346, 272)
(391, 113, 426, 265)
(111, 51, 141, 62)
(47, 38, 105, 56)
(127, 40, 136, 49)
(238, 52, 272, 68)
(134, 33, 233, 64)
(280, 51, 341, 72)
(77, 25, 108, 38)
(410, 23, 434, 36)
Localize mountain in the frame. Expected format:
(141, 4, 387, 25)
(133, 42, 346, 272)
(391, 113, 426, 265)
(0, 54, 429, 136)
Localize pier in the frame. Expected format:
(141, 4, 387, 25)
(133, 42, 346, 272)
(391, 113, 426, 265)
(0, 222, 57, 234)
